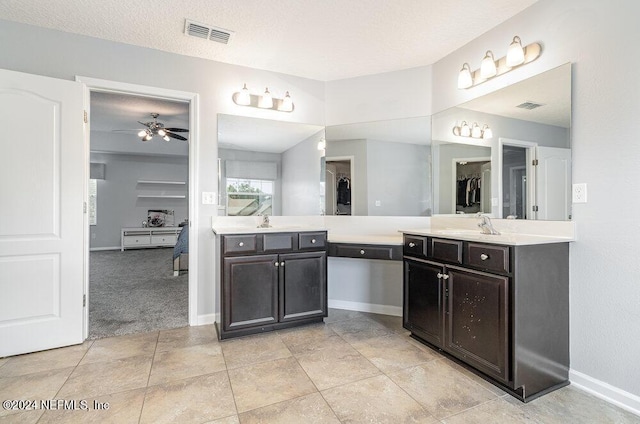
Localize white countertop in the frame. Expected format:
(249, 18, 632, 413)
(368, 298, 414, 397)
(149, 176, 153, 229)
(212, 226, 326, 235)
(400, 228, 574, 246)
(327, 233, 403, 245)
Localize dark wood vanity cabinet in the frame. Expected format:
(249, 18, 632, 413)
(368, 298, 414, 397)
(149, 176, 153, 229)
(218, 231, 327, 339)
(403, 234, 569, 402)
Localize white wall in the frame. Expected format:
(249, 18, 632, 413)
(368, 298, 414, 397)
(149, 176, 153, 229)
(430, 0, 640, 404)
(0, 19, 325, 319)
(281, 130, 325, 215)
(90, 152, 189, 248)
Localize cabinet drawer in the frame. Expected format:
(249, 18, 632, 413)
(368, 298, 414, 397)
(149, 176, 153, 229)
(223, 235, 257, 254)
(151, 234, 177, 245)
(330, 243, 401, 261)
(299, 232, 326, 250)
(465, 242, 510, 273)
(263, 233, 294, 252)
(431, 238, 462, 263)
(404, 235, 428, 258)
(123, 235, 151, 246)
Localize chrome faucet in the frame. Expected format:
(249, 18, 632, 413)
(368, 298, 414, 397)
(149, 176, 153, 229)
(258, 214, 271, 228)
(477, 213, 500, 235)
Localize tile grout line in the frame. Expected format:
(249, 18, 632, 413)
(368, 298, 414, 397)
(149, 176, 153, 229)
(219, 336, 241, 419)
(137, 330, 161, 424)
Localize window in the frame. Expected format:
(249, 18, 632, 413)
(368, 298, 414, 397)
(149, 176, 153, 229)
(88, 179, 97, 225)
(226, 178, 273, 216)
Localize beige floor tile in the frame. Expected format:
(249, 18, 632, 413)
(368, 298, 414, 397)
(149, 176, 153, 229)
(521, 386, 640, 424)
(441, 397, 535, 423)
(295, 342, 381, 390)
(57, 355, 152, 399)
(37, 387, 146, 424)
(324, 308, 367, 324)
(278, 323, 345, 356)
(156, 324, 218, 352)
(239, 392, 340, 424)
(140, 371, 236, 424)
(0, 367, 73, 418)
(322, 374, 437, 423)
(0, 409, 44, 423)
(361, 312, 407, 334)
(328, 317, 396, 343)
(443, 358, 507, 397)
(388, 360, 497, 419)
(149, 342, 227, 386)
(80, 332, 158, 365)
(0, 358, 9, 369)
(350, 333, 440, 373)
(228, 357, 316, 413)
(203, 415, 240, 424)
(220, 332, 291, 369)
(0, 342, 92, 378)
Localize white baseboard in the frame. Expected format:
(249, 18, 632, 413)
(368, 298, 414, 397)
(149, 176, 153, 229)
(328, 299, 402, 317)
(197, 313, 216, 326)
(570, 369, 640, 417)
(89, 246, 120, 251)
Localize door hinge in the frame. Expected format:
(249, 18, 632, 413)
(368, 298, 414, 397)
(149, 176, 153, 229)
(532, 205, 539, 212)
(84, 110, 88, 124)
(532, 159, 539, 166)
(83, 202, 87, 213)
(83, 294, 86, 307)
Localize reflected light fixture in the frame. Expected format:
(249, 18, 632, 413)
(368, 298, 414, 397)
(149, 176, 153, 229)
(471, 122, 482, 138)
(452, 121, 493, 139)
(258, 87, 273, 109)
(460, 121, 471, 137)
(480, 51, 497, 79)
(481, 124, 493, 139)
(236, 83, 251, 106)
(279, 91, 293, 112)
(317, 138, 326, 150)
(457, 36, 541, 89)
(506, 36, 525, 67)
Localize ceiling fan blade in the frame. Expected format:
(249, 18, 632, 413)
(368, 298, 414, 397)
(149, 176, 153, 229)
(112, 129, 145, 132)
(166, 132, 188, 141)
(165, 128, 189, 132)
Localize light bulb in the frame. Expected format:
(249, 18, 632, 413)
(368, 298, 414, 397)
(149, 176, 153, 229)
(457, 63, 473, 89)
(236, 83, 251, 106)
(138, 130, 147, 137)
(144, 134, 152, 141)
(157, 129, 166, 136)
(482, 125, 493, 139)
(506, 36, 525, 67)
(279, 91, 293, 112)
(471, 123, 482, 138)
(258, 87, 273, 109)
(480, 51, 497, 79)
(460, 121, 471, 137)
(163, 135, 170, 142)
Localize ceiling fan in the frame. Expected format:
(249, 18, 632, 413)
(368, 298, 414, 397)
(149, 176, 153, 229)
(135, 113, 188, 142)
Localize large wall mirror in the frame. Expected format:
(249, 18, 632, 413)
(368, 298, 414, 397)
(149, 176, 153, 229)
(217, 114, 325, 216)
(324, 117, 432, 216)
(431, 63, 572, 220)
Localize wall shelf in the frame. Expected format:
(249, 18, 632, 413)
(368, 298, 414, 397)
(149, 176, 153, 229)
(137, 180, 186, 185)
(137, 195, 186, 199)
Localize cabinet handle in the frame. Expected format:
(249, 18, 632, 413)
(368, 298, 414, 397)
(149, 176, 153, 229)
(442, 274, 450, 280)
(238, 242, 244, 247)
(408, 242, 416, 248)
(311, 239, 316, 243)
(360, 250, 365, 255)
(480, 253, 489, 260)
(437, 273, 443, 279)
(280, 261, 285, 266)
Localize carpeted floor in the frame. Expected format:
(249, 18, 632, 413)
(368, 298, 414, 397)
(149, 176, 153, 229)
(89, 248, 188, 340)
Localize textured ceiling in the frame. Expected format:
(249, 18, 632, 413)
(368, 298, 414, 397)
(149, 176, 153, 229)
(0, 0, 538, 81)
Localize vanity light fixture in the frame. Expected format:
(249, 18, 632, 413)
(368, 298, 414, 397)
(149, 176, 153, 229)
(232, 84, 295, 112)
(452, 122, 493, 139)
(457, 36, 541, 89)
(317, 138, 326, 151)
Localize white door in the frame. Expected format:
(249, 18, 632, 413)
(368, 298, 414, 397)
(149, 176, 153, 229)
(0, 69, 85, 356)
(535, 146, 572, 220)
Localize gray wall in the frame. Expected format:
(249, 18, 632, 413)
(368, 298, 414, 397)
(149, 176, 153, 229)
(89, 152, 188, 248)
(281, 130, 325, 215)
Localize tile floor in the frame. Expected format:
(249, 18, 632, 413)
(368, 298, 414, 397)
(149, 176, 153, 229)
(1, 309, 638, 423)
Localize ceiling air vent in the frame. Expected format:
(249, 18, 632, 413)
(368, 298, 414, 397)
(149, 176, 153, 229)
(516, 101, 545, 110)
(184, 19, 234, 44)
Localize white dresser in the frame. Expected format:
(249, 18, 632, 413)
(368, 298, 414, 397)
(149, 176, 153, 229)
(120, 227, 182, 251)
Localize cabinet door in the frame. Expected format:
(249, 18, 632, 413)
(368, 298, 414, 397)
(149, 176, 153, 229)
(279, 251, 327, 322)
(223, 255, 279, 331)
(445, 266, 509, 384)
(403, 258, 445, 348)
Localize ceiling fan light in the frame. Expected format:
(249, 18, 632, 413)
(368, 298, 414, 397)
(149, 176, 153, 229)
(137, 130, 147, 138)
(163, 135, 170, 142)
(506, 36, 525, 67)
(258, 87, 273, 109)
(458, 63, 473, 89)
(480, 51, 497, 79)
(157, 129, 166, 136)
(482, 125, 493, 139)
(460, 121, 471, 137)
(279, 91, 293, 112)
(144, 134, 152, 141)
(471, 122, 482, 138)
(236, 83, 251, 106)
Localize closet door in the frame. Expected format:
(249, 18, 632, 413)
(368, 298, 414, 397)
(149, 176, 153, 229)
(0, 68, 85, 356)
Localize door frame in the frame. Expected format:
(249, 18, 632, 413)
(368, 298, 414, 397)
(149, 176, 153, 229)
(324, 155, 355, 215)
(76, 76, 200, 338)
(450, 157, 491, 214)
(497, 138, 537, 219)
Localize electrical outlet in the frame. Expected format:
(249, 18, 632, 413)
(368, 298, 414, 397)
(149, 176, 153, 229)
(572, 183, 587, 203)
(202, 191, 216, 205)
(375, 200, 381, 207)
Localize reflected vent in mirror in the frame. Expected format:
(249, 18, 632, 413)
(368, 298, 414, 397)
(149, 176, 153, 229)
(516, 101, 545, 110)
(184, 19, 234, 44)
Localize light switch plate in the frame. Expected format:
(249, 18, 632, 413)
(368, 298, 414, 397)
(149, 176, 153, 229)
(572, 183, 587, 203)
(202, 191, 216, 205)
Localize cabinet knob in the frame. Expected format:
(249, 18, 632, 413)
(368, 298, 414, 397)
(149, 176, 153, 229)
(311, 239, 316, 243)
(437, 273, 443, 279)
(442, 274, 450, 280)
(238, 242, 244, 247)
(408, 242, 416, 248)
(360, 250, 365, 255)
(280, 261, 285, 266)
(274, 262, 279, 267)
(480, 253, 489, 260)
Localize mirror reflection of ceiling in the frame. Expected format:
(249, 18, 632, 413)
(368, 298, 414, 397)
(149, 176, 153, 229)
(90, 92, 189, 133)
(326, 117, 431, 145)
(457, 64, 571, 128)
(217, 114, 324, 153)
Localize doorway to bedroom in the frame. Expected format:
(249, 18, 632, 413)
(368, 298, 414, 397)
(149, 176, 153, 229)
(87, 89, 191, 340)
